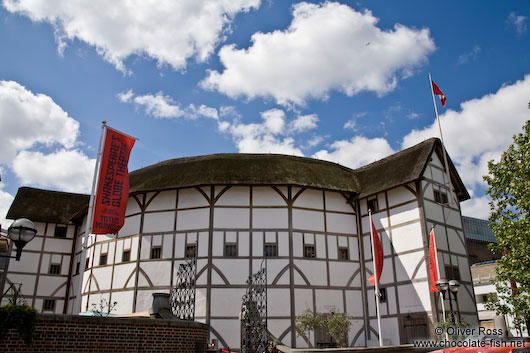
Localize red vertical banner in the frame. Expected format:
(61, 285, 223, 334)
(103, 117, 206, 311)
(92, 127, 135, 234)
(429, 229, 440, 293)
(368, 217, 384, 285)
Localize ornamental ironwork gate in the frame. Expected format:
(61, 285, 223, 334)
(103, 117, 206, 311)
(241, 260, 268, 353)
(170, 256, 197, 320)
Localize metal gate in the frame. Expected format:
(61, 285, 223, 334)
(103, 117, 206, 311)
(241, 260, 268, 353)
(170, 257, 197, 320)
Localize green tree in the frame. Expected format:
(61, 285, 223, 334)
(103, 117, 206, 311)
(295, 309, 325, 346)
(295, 309, 352, 347)
(483, 120, 530, 335)
(326, 312, 352, 347)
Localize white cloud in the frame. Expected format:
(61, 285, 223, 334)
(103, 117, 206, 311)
(3, 0, 261, 73)
(344, 120, 357, 130)
(12, 149, 95, 193)
(407, 112, 420, 119)
(313, 136, 395, 169)
(457, 45, 481, 65)
(119, 90, 219, 120)
(201, 2, 435, 106)
(289, 114, 318, 132)
(0, 81, 79, 163)
(461, 195, 491, 219)
(261, 109, 285, 134)
(403, 74, 530, 192)
(0, 186, 14, 229)
(507, 12, 528, 35)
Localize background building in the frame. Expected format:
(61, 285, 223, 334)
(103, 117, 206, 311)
(4, 138, 478, 348)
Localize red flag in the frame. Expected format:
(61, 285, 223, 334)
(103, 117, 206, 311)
(92, 127, 135, 234)
(431, 80, 446, 107)
(368, 217, 384, 285)
(428, 229, 440, 293)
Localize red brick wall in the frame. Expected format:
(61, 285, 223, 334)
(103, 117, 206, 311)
(0, 314, 208, 353)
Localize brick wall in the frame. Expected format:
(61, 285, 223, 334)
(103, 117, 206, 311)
(0, 314, 208, 353)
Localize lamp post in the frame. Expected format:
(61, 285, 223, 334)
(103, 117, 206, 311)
(5, 218, 37, 261)
(436, 279, 450, 323)
(448, 280, 460, 324)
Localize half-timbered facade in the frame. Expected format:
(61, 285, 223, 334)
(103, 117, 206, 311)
(4, 138, 478, 348)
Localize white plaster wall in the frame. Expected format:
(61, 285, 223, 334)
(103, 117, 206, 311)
(391, 222, 424, 253)
(294, 189, 323, 209)
(387, 186, 416, 207)
(146, 191, 176, 211)
(214, 208, 249, 228)
(253, 209, 288, 229)
(119, 215, 140, 237)
(394, 251, 427, 282)
(315, 289, 343, 313)
(294, 288, 313, 314)
(268, 288, 290, 316)
(253, 187, 287, 206)
(210, 319, 240, 349)
(140, 261, 172, 286)
(424, 200, 444, 223)
(214, 259, 248, 285)
(326, 213, 357, 234)
(397, 282, 431, 313)
(325, 191, 353, 212)
(143, 211, 174, 233)
(178, 188, 209, 208)
(125, 197, 142, 216)
(176, 208, 209, 230)
(210, 288, 246, 316)
(294, 259, 327, 286)
(216, 186, 249, 206)
(112, 263, 136, 288)
(293, 209, 324, 231)
(329, 262, 360, 287)
(345, 290, 364, 317)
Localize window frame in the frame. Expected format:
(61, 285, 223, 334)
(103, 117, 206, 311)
(224, 243, 237, 257)
(367, 198, 379, 213)
(122, 249, 131, 262)
(99, 253, 108, 266)
(54, 225, 67, 238)
(49, 263, 61, 275)
(185, 244, 197, 259)
(43, 299, 56, 312)
(303, 244, 316, 258)
(264, 243, 278, 257)
(150, 246, 162, 259)
(338, 247, 349, 261)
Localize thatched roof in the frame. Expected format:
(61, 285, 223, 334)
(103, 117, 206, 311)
(6, 187, 89, 224)
(7, 138, 469, 223)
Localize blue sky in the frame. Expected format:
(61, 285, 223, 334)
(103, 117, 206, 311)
(1, 0, 529, 226)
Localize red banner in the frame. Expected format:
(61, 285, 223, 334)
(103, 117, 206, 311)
(368, 217, 384, 285)
(92, 127, 135, 234)
(428, 229, 440, 293)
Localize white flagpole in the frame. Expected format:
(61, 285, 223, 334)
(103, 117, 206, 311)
(369, 210, 383, 347)
(429, 73, 456, 207)
(432, 225, 449, 340)
(76, 121, 106, 314)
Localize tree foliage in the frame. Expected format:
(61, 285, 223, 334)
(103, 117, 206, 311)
(295, 309, 352, 347)
(483, 119, 530, 334)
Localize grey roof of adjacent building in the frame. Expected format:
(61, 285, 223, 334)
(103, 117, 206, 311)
(462, 216, 497, 243)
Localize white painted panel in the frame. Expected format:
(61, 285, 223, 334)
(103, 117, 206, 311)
(391, 222, 423, 253)
(215, 208, 249, 228)
(316, 289, 343, 313)
(110, 290, 134, 314)
(215, 186, 249, 206)
(326, 213, 357, 234)
(22, 236, 43, 252)
(195, 288, 207, 317)
(268, 288, 290, 316)
(119, 214, 140, 237)
(458, 256, 472, 282)
(293, 209, 324, 231)
(62, 256, 71, 274)
(35, 222, 46, 236)
(345, 290, 363, 316)
(40, 253, 50, 274)
(379, 230, 391, 256)
(253, 187, 286, 206)
(278, 232, 289, 256)
(457, 284, 477, 313)
(6, 274, 36, 296)
(176, 208, 209, 231)
(328, 235, 338, 259)
(379, 258, 393, 285)
(253, 208, 288, 229)
(198, 232, 208, 257)
(226, 231, 236, 242)
(295, 259, 327, 286)
(173, 234, 185, 258)
(239, 232, 249, 256)
(135, 289, 160, 312)
(430, 152, 443, 168)
(37, 276, 67, 297)
(91, 266, 113, 290)
(293, 232, 303, 257)
(210, 319, 240, 349)
(46, 224, 56, 236)
(294, 288, 313, 315)
(140, 261, 172, 286)
(304, 233, 314, 245)
(178, 188, 209, 208)
(423, 200, 444, 223)
(140, 236, 151, 260)
(448, 228, 466, 255)
(398, 282, 431, 313)
(125, 196, 141, 216)
(360, 199, 367, 215)
(325, 191, 353, 213)
(428, 222, 448, 251)
(349, 320, 365, 346)
(267, 259, 289, 285)
(363, 235, 371, 259)
(294, 189, 323, 209)
(162, 234, 173, 258)
(212, 231, 224, 256)
(395, 250, 426, 282)
(361, 213, 389, 234)
(378, 193, 387, 210)
(381, 317, 400, 346)
(389, 201, 420, 226)
(112, 263, 137, 289)
(387, 186, 416, 207)
(146, 191, 176, 211)
(387, 286, 397, 315)
(131, 237, 139, 261)
(432, 167, 445, 184)
(445, 208, 463, 229)
(252, 232, 263, 257)
(329, 262, 359, 287)
(214, 259, 249, 285)
(348, 236, 359, 262)
(422, 180, 434, 201)
(267, 320, 291, 345)
(8, 251, 40, 273)
(210, 288, 246, 316)
(143, 211, 174, 233)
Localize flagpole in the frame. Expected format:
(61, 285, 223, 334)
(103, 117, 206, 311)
(76, 121, 106, 314)
(369, 210, 383, 347)
(432, 225, 449, 340)
(429, 73, 455, 207)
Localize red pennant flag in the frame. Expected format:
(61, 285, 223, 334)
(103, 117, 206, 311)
(428, 229, 440, 293)
(92, 127, 135, 234)
(368, 218, 384, 285)
(431, 80, 446, 107)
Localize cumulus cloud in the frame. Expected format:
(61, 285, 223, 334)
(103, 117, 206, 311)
(3, 0, 261, 73)
(0, 186, 14, 229)
(118, 90, 218, 119)
(507, 12, 528, 35)
(313, 136, 395, 169)
(289, 114, 319, 132)
(461, 194, 491, 219)
(0, 80, 95, 196)
(201, 2, 435, 106)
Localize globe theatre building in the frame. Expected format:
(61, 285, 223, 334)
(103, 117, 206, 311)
(4, 138, 479, 348)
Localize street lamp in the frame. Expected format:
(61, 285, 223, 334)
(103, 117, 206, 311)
(7, 218, 37, 261)
(435, 279, 452, 323)
(449, 280, 461, 323)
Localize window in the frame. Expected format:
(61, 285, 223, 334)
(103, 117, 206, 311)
(338, 247, 349, 260)
(122, 250, 131, 262)
(264, 243, 278, 257)
(225, 243, 237, 257)
(54, 225, 67, 238)
(304, 245, 315, 258)
(185, 244, 197, 259)
(151, 247, 161, 259)
(379, 288, 387, 303)
(99, 253, 107, 266)
(75, 262, 80, 275)
(43, 299, 56, 311)
(86, 257, 90, 269)
(49, 264, 61, 275)
(444, 265, 461, 281)
(434, 190, 449, 204)
(367, 198, 379, 213)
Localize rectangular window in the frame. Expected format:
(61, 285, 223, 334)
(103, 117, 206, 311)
(151, 247, 162, 259)
(224, 243, 237, 257)
(367, 198, 379, 213)
(185, 244, 197, 258)
(122, 250, 131, 262)
(49, 264, 61, 275)
(54, 225, 67, 238)
(338, 247, 349, 260)
(379, 288, 387, 303)
(304, 245, 316, 258)
(43, 299, 56, 312)
(444, 265, 461, 281)
(75, 262, 80, 275)
(434, 190, 449, 204)
(99, 253, 107, 266)
(264, 243, 278, 257)
(86, 257, 90, 269)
